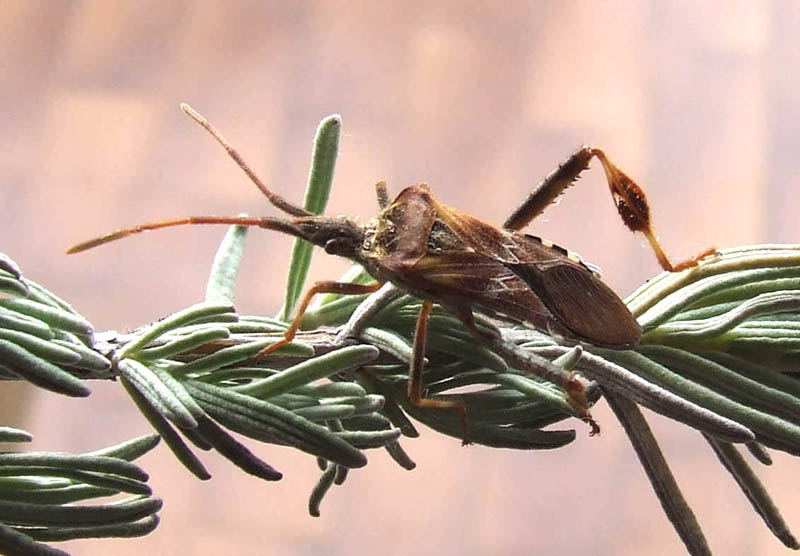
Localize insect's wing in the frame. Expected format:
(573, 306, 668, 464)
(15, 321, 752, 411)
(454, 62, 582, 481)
(429, 202, 524, 262)
(506, 260, 641, 348)
(402, 252, 557, 324)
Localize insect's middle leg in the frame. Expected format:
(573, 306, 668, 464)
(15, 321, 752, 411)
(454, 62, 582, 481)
(503, 146, 716, 272)
(253, 281, 382, 360)
(407, 300, 469, 439)
(453, 306, 600, 435)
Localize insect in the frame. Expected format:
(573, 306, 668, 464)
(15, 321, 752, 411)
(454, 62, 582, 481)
(68, 104, 715, 437)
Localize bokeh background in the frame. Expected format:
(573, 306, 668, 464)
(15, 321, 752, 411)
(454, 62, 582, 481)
(2, 1, 800, 554)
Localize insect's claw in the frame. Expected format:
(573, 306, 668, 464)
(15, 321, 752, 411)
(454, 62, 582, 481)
(667, 246, 720, 272)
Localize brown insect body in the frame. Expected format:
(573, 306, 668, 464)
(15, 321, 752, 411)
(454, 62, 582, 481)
(356, 184, 641, 349)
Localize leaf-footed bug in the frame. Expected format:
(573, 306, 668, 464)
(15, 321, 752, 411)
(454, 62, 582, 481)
(68, 104, 716, 438)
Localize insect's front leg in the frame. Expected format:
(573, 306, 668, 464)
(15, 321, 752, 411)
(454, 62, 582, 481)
(252, 281, 382, 360)
(407, 300, 469, 442)
(503, 146, 716, 272)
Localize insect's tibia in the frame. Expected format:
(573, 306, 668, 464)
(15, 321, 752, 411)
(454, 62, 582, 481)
(643, 229, 674, 271)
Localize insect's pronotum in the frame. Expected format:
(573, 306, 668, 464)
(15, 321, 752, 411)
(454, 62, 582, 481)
(68, 104, 715, 438)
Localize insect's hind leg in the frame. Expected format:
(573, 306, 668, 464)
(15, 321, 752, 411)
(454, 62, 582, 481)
(407, 300, 470, 443)
(252, 281, 382, 360)
(503, 146, 716, 272)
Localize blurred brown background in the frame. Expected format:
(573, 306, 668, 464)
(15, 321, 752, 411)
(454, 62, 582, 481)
(2, 1, 799, 555)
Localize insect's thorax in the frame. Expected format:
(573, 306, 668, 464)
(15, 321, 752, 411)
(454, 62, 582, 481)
(355, 185, 439, 280)
(356, 196, 467, 284)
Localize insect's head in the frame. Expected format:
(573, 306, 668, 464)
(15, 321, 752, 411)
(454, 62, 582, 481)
(289, 215, 365, 260)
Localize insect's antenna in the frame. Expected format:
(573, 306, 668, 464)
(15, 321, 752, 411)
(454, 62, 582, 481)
(67, 216, 278, 254)
(180, 103, 311, 218)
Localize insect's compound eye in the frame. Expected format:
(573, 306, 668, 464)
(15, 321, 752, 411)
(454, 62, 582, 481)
(324, 239, 346, 255)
